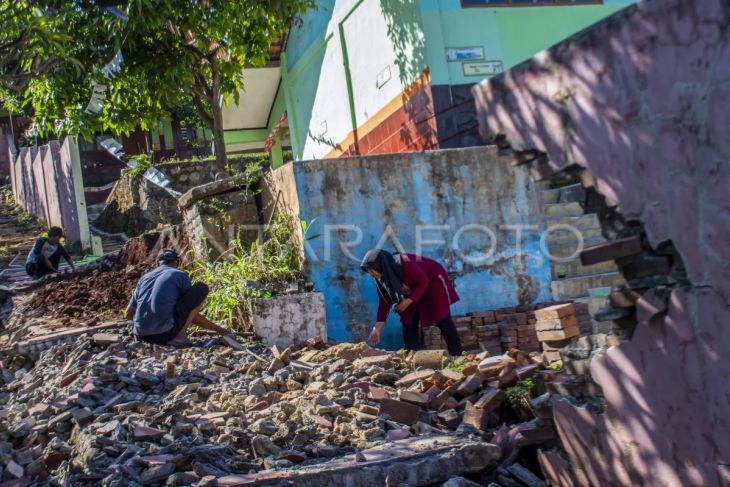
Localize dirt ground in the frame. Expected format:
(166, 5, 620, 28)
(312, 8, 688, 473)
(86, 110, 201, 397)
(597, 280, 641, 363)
(22, 265, 149, 324)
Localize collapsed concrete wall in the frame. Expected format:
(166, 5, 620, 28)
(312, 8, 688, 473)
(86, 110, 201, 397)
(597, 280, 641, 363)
(472, 0, 730, 485)
(94, 158, 254, 237)
(178, 178, 260, 261)
(268, 147, 553, 349)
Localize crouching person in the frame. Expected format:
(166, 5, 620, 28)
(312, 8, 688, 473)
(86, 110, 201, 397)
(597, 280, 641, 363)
(26, 226, 75, 279)
(125, 248, 232, 346)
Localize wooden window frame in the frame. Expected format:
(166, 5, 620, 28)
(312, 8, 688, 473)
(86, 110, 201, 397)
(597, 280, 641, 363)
(461, 0, 603, 8)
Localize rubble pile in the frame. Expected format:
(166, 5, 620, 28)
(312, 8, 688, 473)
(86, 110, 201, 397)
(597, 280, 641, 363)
(22, 266, 145, 324)
(0, 328, 562, 486)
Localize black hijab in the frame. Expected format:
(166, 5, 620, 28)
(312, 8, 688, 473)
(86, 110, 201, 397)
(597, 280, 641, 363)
(360, 249, 404, 306)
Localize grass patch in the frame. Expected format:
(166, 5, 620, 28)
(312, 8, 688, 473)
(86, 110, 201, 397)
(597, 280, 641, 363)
(505, 378, 535, 420)
(445, 356, 470, 373)
(127, 153, 154, 177)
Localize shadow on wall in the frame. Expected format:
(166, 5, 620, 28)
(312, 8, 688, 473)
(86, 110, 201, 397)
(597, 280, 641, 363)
(473, 0, 730, 484)
(286, 1, 336, 159)
(379, 0, 427, 86)
(379, 0, 438, 153)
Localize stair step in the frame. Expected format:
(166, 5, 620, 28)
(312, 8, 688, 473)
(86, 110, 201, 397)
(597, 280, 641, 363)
(544, 213, 601, 232)
(538, 183, 584, 205)
(541, 202, 584, 218)
(551, 272, 625, 300)
(544, 227, 604, 245)
(552, 259, 618, 278)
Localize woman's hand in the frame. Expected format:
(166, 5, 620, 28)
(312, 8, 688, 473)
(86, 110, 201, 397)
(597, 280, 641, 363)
(395, 298, 413, 313)
(369, 327, 381, 346)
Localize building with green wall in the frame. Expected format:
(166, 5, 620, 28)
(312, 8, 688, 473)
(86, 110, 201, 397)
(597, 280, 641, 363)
(222, 0, 634, 166)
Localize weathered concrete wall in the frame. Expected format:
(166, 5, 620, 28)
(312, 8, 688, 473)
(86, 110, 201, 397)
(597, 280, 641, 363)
(252, 293, 327, 348)
(10, 140, 87, 246)
(284, 147, 552, 349)
(179, 179, 260, 261)
(156, 159, 250, 193)
(473, 0, 730, 485)
(95, 157, 258, 237)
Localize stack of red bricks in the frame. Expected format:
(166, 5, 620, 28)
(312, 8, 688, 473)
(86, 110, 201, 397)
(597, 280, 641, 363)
(423, 302, 593, 358)
(534, 303, 582, 364)
(454, 316, 479, 351)
(423, 326, 446, 350)
(470, 311, 501, 355)
(573, 302, 592, 335)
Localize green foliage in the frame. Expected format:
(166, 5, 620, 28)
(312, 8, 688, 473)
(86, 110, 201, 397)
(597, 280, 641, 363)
(0, 1, 74, 103)
(549, 362, 563, 371)
(126, 153, 153, 177)
(189, 214, 304, 331)
(0, 186, 14, 207)
(9, 0, 315, 165)
(505, 378, 535, 419)
(445, 357, 470, 373)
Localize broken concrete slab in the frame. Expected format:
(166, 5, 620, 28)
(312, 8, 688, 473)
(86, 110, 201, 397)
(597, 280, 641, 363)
(215, 436, 500, 486)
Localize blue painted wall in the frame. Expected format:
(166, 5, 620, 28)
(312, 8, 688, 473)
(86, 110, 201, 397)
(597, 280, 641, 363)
(289, 147, 553, 349)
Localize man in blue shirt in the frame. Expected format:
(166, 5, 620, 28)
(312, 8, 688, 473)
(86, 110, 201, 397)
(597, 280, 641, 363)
(125, 248, 231, 346)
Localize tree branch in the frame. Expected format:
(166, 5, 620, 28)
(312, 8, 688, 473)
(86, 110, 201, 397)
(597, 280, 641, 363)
(190, 92, 214, 128)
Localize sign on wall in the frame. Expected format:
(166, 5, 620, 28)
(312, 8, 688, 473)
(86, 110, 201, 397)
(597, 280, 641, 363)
(445, 46, 485, 62)
(463, 60, 504, 76)
(376, 65, 392, 89)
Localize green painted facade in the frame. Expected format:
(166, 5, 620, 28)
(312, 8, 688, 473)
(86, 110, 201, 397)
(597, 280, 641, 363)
(225, 0, 634, 162)
(421, 1, 631, 87)
(223, 82, 290, 168)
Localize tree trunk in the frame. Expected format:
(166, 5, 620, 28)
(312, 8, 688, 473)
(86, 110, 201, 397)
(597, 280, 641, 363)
(210, 59, 227, 166)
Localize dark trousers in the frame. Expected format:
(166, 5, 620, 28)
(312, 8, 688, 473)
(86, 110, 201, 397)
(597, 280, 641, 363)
(137, 283, 209, 345)
(403, 312, 463, 356)
(25, 251, 62, 278)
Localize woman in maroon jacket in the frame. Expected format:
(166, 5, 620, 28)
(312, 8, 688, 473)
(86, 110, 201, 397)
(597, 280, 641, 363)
(361, 249, 463, 356)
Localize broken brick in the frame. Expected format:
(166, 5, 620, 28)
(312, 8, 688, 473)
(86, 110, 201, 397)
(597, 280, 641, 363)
(307, 413, 333, 429)
(498, 364, 518, 389)
(463, 401, 496, 431)
(478, 356, 514, 378)
(399, 390, 431, 408)
(378, 399, 421, 425)
(537, 326, 580, 342)
(394, 369, 436, 387)
(579, 235, 642, 266)
(437, 409, 462, 430)
(133, 426, 165, 441)
(59, 371, 80, 388)
(473, 388, 505, 411)
(367, 386, 391, 401)
(440, 369, 465, 383)
(457, 373, 483, 396)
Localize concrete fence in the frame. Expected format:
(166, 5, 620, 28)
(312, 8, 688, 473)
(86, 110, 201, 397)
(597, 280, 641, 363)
(8, 138, 91, 248)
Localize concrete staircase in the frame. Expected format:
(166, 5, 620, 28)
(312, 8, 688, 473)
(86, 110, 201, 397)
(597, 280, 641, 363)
(538, 183, 624, 331)
(87, 203, 126, 255)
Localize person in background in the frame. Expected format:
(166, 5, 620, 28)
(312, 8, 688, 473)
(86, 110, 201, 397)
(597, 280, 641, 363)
(361, 249, 463, 356)
(25, 226, 75, 279)
(125, 248, 234, 347)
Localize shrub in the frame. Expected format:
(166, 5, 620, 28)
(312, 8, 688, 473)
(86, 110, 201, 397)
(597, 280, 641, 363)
(189, 214, 305, 331)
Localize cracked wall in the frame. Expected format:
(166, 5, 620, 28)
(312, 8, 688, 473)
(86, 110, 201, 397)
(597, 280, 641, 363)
(282, 147, 553, 350)
(473, 0, 730, 485)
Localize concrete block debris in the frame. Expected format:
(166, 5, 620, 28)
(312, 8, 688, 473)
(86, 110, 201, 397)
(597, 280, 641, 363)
(0, 326, 561, 485)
